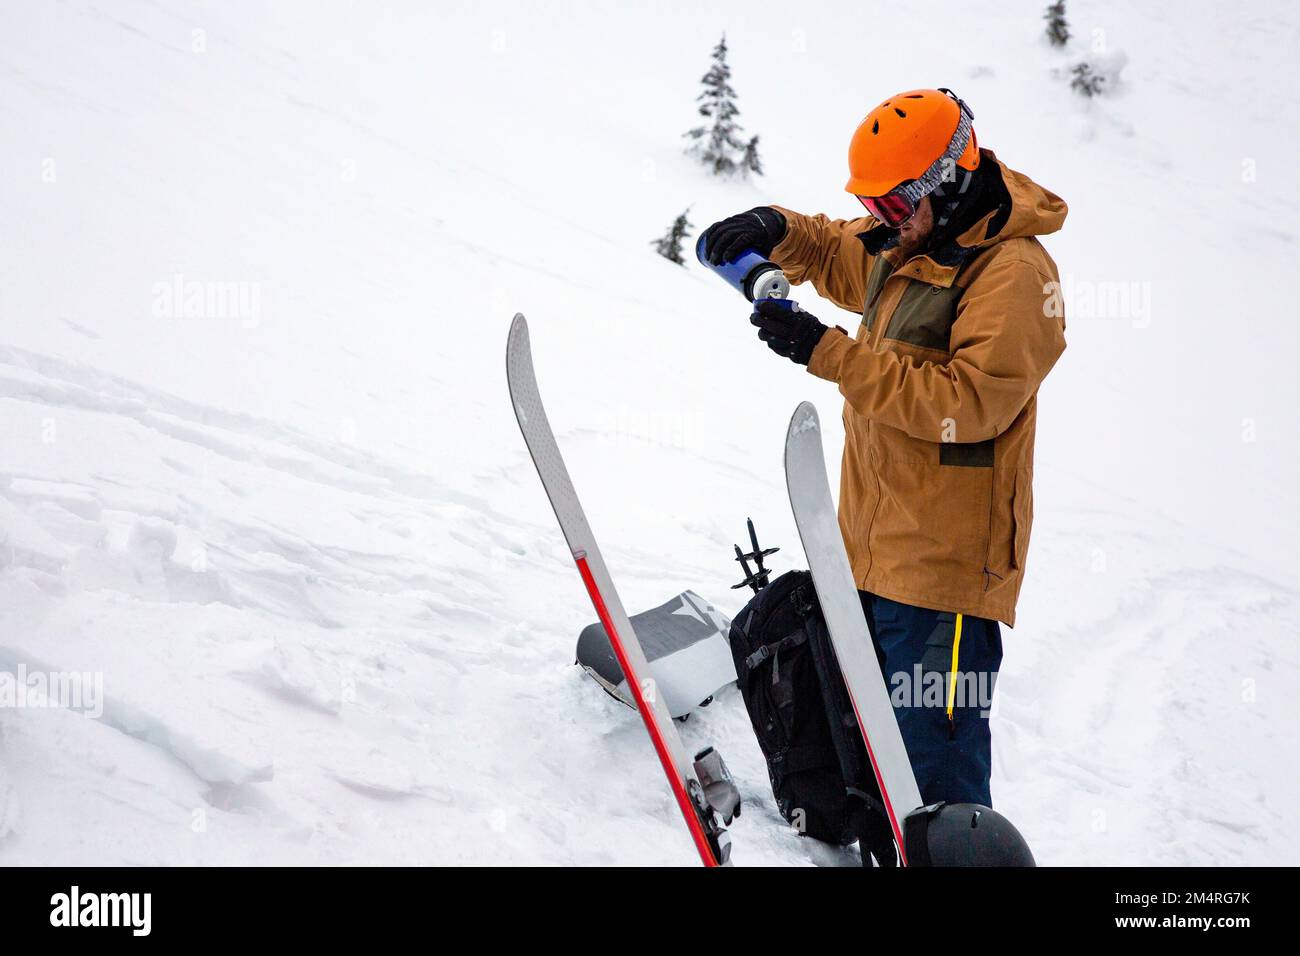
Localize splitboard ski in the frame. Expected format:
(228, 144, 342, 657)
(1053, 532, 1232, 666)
(783, 401, 924, 863)
(506, 314, 737, 867)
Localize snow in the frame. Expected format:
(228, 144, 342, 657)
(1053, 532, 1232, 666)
(1, 0, 1297, 865)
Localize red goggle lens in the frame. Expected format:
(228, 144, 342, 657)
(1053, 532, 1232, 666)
(856, 191, 916, 228)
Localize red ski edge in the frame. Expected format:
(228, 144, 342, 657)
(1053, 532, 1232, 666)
(573, 553, 720, 867)
(845, 696, 909, 865)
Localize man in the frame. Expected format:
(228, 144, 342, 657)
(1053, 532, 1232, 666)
(702, 88, 1067, 808)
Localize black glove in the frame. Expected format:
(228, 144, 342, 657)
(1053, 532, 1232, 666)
(701, 206, 787, 265)
(750, 299, 830, 366)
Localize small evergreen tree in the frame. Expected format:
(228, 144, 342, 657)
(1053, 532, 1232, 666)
(742, 135, 764, 177)
(684, 35, 763, 178)
(1044, 1, 1070, 47)
(1070, 61, 1104, 97)
(651, 207, 693, 265)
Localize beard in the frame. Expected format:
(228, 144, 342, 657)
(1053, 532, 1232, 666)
(894, 198, 934, 258)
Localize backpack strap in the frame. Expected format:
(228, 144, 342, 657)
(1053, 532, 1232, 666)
(796, 588, 900, 867)
(742, 629, 807, 675)
(847, 788, 899, 867)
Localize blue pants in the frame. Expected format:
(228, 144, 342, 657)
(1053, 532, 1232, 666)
(859, 593, 1003, 808)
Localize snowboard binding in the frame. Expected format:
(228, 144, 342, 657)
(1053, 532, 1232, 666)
(731, 518, 779, 594)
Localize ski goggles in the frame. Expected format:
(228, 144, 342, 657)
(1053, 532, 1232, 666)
(855, 191, 918, 228)
(855, 90, 975, 229)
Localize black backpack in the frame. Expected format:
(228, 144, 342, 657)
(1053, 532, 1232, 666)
(727, 569, 897, 866)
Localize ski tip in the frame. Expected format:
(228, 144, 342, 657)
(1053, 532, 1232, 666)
(506, 313, 529, 368)
(787, 401, 820, 439)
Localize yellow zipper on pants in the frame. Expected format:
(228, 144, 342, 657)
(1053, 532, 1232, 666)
(946, 613, 964, 737)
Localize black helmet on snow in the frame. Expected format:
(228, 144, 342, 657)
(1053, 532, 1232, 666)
(903, 802, 1036, 867)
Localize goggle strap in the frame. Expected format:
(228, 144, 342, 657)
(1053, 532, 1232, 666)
(894, 108, 975, 208)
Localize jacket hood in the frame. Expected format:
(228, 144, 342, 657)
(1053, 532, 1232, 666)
(963, 149, 1067, 247)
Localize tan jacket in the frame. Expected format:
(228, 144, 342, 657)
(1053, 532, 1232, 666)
(770, 151, 1066, 626)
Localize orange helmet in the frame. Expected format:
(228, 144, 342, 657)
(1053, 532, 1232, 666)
(845, 88, 979, 200)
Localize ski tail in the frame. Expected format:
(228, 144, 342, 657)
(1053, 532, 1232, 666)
(506, 314, 730, 867)
(783, 401, 924, 864)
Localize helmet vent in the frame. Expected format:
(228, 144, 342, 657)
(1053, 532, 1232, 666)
(894, 108, 907, 118)
(905, 93, 924, 99)
(871, 120, 879, 134)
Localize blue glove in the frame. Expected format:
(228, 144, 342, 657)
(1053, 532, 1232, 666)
(750, 299, 829, 366)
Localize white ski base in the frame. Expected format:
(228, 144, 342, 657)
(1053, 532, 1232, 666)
(784, 402, 925, 853)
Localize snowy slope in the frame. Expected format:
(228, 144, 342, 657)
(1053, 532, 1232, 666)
(0, 0, 1296, 865)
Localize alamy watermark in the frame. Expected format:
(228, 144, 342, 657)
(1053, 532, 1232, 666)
(1044, 273, 1153, 327)
(50, 886, 151, 936)
(151, 273, 262, 328)
(889, 665, 998, 718)
(0, 663, 103, 718)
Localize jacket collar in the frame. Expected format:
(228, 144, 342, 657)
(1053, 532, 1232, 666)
(856, 157, 1012, 288)
(858, 213, 994, 288)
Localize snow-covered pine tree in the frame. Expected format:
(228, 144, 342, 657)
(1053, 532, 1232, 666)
(1044, 1, 1070, 48)
(684, 35, 762, 178)
(651, 207, 693, 265)
(743, 135, 764, 178)
(1070, 61, 1104, 97)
